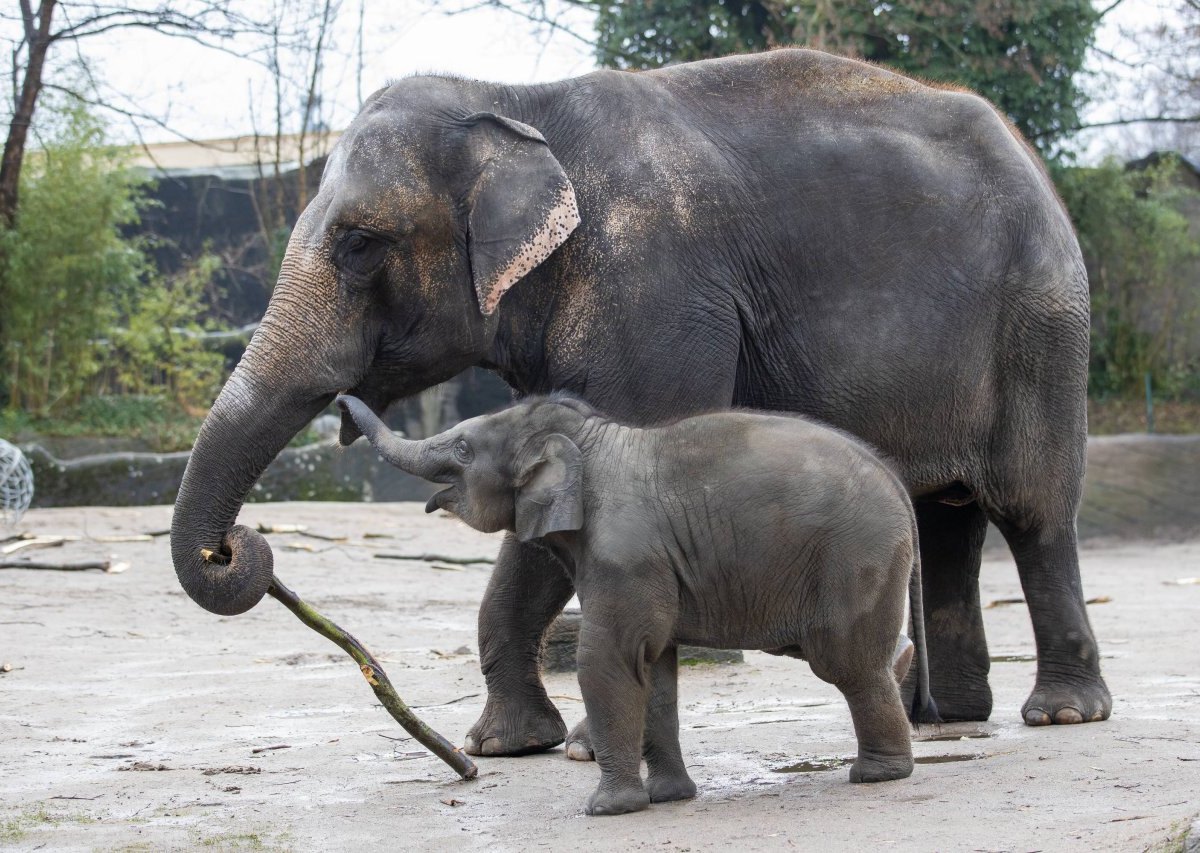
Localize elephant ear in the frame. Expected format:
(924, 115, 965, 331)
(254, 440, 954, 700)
(514, 433, 584, 542)
(463, 113, 580, 315)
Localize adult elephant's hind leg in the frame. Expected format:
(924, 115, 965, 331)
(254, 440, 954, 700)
(997, 518, 1111, 726)
(464, 536, 574, 756)
(912, 500, 993, 721)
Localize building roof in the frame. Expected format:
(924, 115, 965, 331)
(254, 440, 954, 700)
(128, 130, 342, 180)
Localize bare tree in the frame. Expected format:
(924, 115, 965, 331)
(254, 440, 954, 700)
(1070, 0, 1200, 155)
(0, 2, 260, 228)
(244, 0, 341, 293)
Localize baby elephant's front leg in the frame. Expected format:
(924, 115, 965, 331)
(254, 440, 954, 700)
(577, 621, 654, 816)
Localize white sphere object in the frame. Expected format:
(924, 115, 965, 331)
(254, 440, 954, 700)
(0, 439, 34, 530)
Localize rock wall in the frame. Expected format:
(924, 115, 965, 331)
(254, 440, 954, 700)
(21, 434, 1200, 546)
(24, 440, 436, 508)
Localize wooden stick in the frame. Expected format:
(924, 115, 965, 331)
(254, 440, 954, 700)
(374, 552, 495, 565)
(0, 559, 113, 571)
(266, 574, 477, 781)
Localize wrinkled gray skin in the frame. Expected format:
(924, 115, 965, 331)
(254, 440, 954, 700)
(338, 393, 938, 815)
(170, 50, 1109, 763)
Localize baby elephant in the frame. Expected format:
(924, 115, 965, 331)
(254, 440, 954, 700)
(337, 393, 937, 816)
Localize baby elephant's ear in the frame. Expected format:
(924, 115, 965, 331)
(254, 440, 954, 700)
(515, 433, 583, 542)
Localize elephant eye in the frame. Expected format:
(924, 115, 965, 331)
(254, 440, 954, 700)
(336, 229, 388, 281)
(453, 439, 473, 464)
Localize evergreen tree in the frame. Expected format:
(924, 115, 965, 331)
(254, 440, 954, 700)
(592, 0, 1098, 150)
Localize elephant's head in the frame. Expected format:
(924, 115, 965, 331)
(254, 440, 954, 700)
(171, 79, 580, 616)
(336, 394, 587, 543)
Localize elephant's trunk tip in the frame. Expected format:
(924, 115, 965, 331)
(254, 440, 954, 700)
(171, 523, 275, 617)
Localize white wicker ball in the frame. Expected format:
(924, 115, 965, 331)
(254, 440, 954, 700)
(0, 439, 34, 530)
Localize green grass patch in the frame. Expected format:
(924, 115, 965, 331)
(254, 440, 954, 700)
(0, 803, 95, 843)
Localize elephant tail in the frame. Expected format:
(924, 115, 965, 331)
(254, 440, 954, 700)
(907, 520, 941, 725)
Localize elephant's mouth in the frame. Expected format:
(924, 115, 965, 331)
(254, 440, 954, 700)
(425, 487, 457, 514)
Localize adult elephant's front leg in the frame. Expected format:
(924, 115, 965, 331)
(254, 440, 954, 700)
(465, 536, 575, 755)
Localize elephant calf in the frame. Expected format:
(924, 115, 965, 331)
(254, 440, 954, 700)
(337, 393, 937, 816)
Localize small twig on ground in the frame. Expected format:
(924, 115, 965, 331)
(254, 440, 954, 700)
(267, 574, 478, 781)
(256, 523, 307, 534)
(255, 522, 347, 542)
(93, 534, 153, 543)
(251, 744, 291, 754)
(2, 536, 79, 555)
(374, 553, 496, 565)
(412, 693, 481, 709)
(0, 559, 126, 572)
(296, 530, 349, 542)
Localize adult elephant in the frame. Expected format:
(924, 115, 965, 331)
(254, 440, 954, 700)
(170, 49, 1110, 758)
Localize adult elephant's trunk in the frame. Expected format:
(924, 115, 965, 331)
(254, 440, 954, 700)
(171, 218, 349, 616)
(171, 369, 331, 615)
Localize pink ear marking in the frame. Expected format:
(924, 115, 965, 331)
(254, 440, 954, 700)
(481, 186, 580, 315)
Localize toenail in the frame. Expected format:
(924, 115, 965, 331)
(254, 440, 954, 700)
(1054, 707, 1083, 724)
(566, 742, 593, 761)
(1025, 709, 1051, 726)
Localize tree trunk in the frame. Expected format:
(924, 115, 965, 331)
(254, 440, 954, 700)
(0, 1, 56, 229)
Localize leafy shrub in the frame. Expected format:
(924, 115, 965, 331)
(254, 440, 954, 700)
(101, 253, 227, 413)
(1055, 156, 1200, 399)
(0, 99, 147, 414)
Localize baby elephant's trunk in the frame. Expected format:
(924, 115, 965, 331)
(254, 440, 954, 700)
(336, 395, 445, 482)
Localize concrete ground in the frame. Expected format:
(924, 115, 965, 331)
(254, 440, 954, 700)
(1, 502, 1198, 852)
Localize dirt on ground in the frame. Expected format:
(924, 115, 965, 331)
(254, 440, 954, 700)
(1, 502, 1198, 852)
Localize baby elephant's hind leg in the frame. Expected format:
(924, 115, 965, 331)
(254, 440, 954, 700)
(838, 668, 915, 783)
(643, 646, 697, 803)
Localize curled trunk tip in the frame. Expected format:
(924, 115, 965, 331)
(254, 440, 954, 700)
(171, 523, 275, 616)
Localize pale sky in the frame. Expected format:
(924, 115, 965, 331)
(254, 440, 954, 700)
(73, 1, 596, 144)
(6, 0, 1194, 163)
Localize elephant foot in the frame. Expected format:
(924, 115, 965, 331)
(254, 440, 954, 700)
(565, 717, 595, 762)
(585, 783, 651, 816)
(646, 772, 697, 803)
(901, 668, 992, 722)
(463, 692, 566, 756)
(848, 751, 913, 784)
(1022, 675, 1111, 726)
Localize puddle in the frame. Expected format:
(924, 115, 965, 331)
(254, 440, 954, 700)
(772, 757, 852, 773)
(917, 732, 993, 743)
(990, 654, 1036, 663)
(915, 753, 986, 764)
(773, 752, 987, 772)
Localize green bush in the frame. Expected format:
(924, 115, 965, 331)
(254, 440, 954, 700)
(0, 99, 147, 414)
(0, 394, 205, 452)
(1055, 156, 1200, 399)
(101, 253, 227, 412)
(0, 96, 235, 436)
